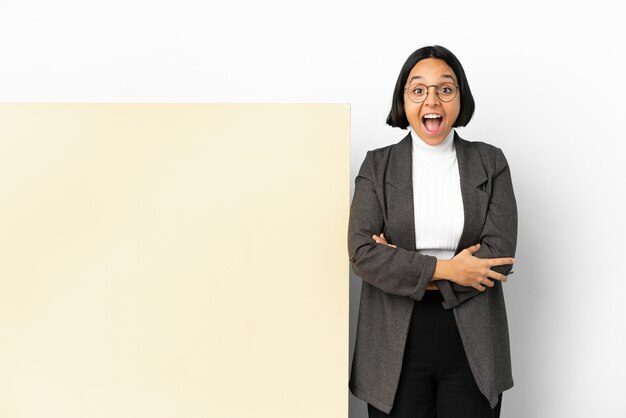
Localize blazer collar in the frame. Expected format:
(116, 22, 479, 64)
(386, 130, 489, 254)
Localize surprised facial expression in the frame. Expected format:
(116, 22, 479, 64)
(403, 58, 461, 146)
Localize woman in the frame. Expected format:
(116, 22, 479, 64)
(348, 45, 517, 418)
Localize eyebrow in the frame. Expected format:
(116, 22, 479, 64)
(408, 74, 456, 83)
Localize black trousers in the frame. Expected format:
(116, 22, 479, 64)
(368, 290, 502, 418)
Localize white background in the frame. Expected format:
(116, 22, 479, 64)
(1, 1, 625, 416)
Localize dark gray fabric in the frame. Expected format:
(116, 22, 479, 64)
(348, 132, 517, 413)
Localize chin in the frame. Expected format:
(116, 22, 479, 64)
(416, 130, 446, 146)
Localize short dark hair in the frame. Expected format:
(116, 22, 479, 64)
(386, 45, 475, 129)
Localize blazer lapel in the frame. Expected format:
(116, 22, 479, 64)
(385, 133, 416, 251)
(453, 131, 489, 255)
(385, 131, 489, 255)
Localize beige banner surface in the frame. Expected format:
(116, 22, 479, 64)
(0, 104, 350, 418)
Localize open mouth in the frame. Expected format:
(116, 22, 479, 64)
(422, 114, 443, 135)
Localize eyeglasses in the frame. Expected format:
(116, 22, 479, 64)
(404, 82, 459, 103)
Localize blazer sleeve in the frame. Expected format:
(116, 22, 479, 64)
(439, 147, 518, 309)
(348, 151, 438, 302)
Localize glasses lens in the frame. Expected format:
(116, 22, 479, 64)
(437, 83, 457, 102)
(407, 84, 427, 103)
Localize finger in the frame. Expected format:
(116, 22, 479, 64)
(474, 283, 486, 292)
(465, 243, 481, 254)
(482, 278, 495, 288)
(373, 236, 391, 246)
(486, 270, 508, 282)
(486, 257, 515, 267)
(389, 244, 397, 248)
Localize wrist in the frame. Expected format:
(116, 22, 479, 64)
(433, 259, 455, 281)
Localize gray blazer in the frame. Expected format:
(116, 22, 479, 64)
(348, 131, 517, 413)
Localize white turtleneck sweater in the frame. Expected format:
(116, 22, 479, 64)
(410, 126, 464, 260)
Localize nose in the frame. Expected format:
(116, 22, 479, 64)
(423, 86, 441, 106)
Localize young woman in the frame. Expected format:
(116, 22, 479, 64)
(348, 45, 517, 418)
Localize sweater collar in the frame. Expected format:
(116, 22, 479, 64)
(410, 126, 456, 162)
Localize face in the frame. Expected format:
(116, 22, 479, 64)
(403, 58, 461, 146)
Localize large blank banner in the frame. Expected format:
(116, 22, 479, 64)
(0, 104, 350, 418)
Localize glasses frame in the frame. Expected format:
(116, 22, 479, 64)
(404, 82, 459, 103)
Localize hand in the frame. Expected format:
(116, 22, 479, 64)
(449, 243, 515, 291)
(372, 233, 397, 248)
